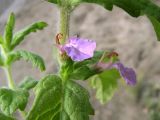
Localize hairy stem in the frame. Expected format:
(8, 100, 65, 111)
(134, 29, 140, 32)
(59, 6, 70, 44)
(0, 45, 16, 89)
(4, 66, 16, 89)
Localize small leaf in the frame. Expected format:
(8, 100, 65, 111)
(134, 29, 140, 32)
(0, 88, 29, 116)
(4, 12, 15, 48)
(26, 75, 94, 120)
(19, 77, 38, 90)
(7, 50, 45, 71)
(90, 69, 120, 104)
(11, 21, 47, 49)
(0, 112, 15, 120)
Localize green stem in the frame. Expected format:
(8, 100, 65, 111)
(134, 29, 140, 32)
(4, 66, 16, 89)
(0, 44, 16, 89)
(59, 6, 70, 44)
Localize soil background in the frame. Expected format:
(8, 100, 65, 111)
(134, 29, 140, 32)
(0, 0, 160, 120)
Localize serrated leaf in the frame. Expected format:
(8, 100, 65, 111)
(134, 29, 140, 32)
(7, 50, 45, 71)
(26, 75, 94, 120)
(0, 112, 15, 120)
(4, 12, 15, 48)
(11, 21, 47, 49)
(90, 69, 120, 104)
(0, 88, 29, 116)
(19, 77, 38, 90)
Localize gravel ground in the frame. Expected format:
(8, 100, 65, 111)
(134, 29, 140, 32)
(0, 0, 160, 120)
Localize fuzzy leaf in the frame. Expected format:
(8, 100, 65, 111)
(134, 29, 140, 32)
(7, 50, 45, 71)
(90, 69, 120, 104)
(26, 75, 94, 120)
(19, 77, 38, 90)
(0, 112, 15, 120)
(0, 88, 29, 116)
(4, 12, 15, 48)
(11, 22, 47, 49)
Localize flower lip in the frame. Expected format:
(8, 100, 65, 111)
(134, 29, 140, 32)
(62, 37, 96, 61)
(112, 62, 137, 86)
(97, 62, 137, 86)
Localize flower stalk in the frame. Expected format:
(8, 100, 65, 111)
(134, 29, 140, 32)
(59, 6, 70, 44)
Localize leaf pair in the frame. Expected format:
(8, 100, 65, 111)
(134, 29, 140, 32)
(26, 75, 94, 120)
(0, 13, 46, 71)
(2, 13, 47, 50)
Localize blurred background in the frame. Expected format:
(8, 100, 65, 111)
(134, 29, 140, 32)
(0, 0, 160, 120)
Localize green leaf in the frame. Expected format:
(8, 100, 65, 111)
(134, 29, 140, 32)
(0, 88, 29, 116)
(0, 112, 15, 120)
(19, 77, 38, 90)
(7, 50, 45, 71)
(70, 66, 97, 80)
(147, 15, 160, 41)
(90, 69, 120, 104)
(11, 21, 47, 49)
(26, 75, 94, 120)
(4, 12, 15, 48)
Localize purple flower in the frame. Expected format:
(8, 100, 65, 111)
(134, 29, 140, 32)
(112, 62, 136, 86)
(62, 37, 96, 61)
(97, 62, 137, 86)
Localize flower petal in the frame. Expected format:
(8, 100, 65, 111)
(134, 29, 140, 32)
(63, 37, 96, 61)
(112, 62, 137, 86)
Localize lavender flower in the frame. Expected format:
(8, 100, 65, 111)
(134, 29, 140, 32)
(112, 62, 136, 86)
(97, 62, 137, 86)
(62, 37, 96, 61)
